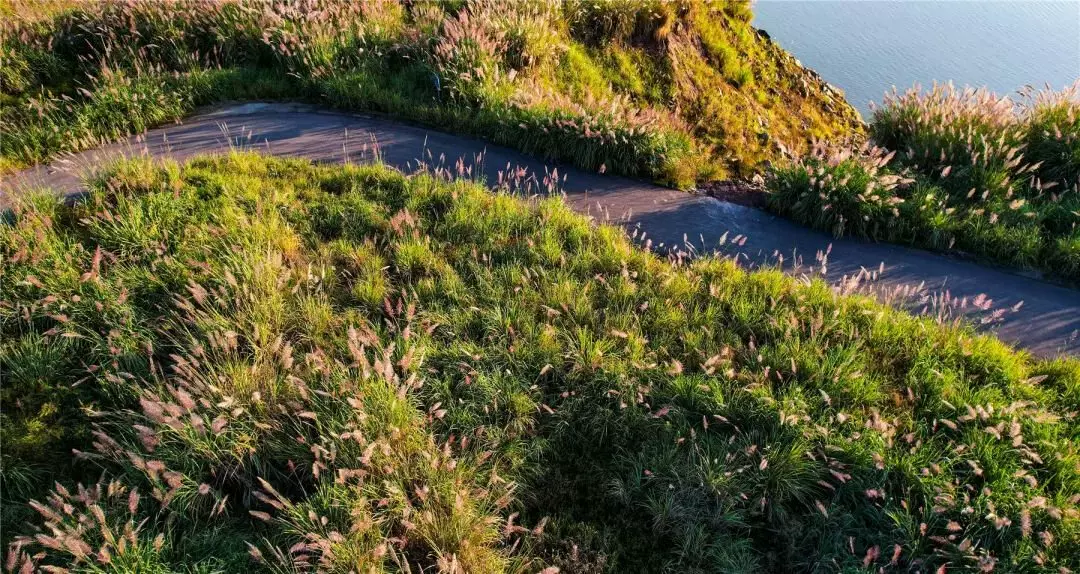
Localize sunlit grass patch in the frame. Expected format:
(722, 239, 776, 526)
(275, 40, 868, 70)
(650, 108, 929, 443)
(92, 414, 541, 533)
(767, 82, 1080, 281)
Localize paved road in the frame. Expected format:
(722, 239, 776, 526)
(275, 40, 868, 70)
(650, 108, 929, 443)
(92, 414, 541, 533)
(3, 103, 1078, 357)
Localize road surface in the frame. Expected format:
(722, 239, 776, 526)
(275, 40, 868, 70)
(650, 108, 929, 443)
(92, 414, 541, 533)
(3, 103, 1077, 357)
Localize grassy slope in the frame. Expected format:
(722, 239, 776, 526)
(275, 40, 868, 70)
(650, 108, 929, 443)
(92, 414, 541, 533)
(0, 0, 862, 185)
(3, 153, 1078, 572)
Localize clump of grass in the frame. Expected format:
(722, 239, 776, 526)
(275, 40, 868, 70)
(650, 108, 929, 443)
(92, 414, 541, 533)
(1, 0, 863, 185)
(1026, 86, 1080, 189)
(2, 68, 299, 166)
(4, 152, 1078, 571)
(766, 143, 913, 239)
(768, 82, 1080, 281)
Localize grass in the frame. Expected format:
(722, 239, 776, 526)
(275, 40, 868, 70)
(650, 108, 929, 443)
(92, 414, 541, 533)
(766, 83, 1080, 282)
(0, 0, 863, 185)
(3, 152, 1079, 572)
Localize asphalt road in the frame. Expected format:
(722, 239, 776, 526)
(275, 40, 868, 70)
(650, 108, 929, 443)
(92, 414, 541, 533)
(3, 102, 1078, 357)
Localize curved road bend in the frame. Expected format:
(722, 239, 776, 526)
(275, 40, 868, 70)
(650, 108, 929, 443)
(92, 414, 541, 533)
(2, 103, 1078, 357)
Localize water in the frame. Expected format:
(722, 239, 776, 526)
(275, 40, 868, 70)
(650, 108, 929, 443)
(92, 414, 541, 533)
(753, 1, 1080, 119)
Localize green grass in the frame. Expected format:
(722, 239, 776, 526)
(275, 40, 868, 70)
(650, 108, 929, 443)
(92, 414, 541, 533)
(1, 68, 301, 169)
(0, 0, 863, 185)
(767, 84, 1080, 282)
(3, 152, 1079, 572)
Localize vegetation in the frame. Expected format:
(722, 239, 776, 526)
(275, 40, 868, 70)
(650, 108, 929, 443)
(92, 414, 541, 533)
(767, 83, 1080, 281)
(3, 152, 1080, 572)
(3, 3, 1079, 569)
(0, 0, 862, 185)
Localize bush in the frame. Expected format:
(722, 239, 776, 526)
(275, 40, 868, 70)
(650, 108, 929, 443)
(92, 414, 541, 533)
(766, 144, 911, 238)
(1026, 86, 1080, 186)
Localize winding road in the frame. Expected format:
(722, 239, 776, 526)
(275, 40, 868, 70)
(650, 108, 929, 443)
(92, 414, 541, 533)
(3, 102, 1078, 357)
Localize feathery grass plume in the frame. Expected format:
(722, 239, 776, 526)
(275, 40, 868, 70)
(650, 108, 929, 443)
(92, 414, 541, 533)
(766, 141, 912, 238)
(1024, 83, 1080, 190)
(9, 479, 170, 572)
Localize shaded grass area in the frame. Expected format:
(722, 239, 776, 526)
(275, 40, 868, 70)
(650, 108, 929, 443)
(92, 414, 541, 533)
(0, 0, 862, 185)
(3, 153, 1079, 572)
(767, 84, 1080, 282)
(1, 68, 301, 168)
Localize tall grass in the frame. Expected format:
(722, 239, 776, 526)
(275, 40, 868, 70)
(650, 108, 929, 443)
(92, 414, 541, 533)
(768, 82, 1080, 281)
(3, 153, 1078, 571)
(0, 0, 863, 184)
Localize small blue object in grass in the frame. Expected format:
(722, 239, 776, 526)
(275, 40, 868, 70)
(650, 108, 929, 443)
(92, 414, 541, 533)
(431, 72, 441, 102)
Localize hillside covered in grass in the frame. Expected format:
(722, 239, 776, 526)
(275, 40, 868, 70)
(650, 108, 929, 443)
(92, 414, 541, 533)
(3, 153, 1079, 572)
(0, 0, 861, 185)
(766, 83, 1080, 282)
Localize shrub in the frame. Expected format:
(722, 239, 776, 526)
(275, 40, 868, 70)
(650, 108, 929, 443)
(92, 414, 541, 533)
(766, 144, 911, 238)
(563, 0, 677, 48)
(431, 6, 509, 105)
(1025, 85, 1080, 187)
